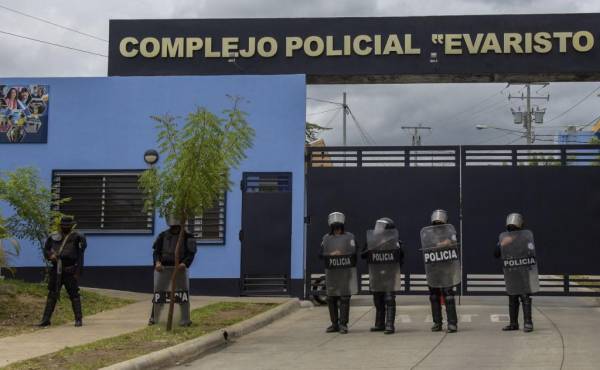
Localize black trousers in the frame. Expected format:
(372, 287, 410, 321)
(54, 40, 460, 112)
(507, 294, 533, 325)
(47, 270, 81, 300)
(429, 287, 458, 326)
(42, 269, 82, 321)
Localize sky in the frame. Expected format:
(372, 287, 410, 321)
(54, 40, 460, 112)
(1, 0, 599, 145)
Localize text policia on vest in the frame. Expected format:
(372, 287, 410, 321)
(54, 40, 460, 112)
(424, 249, 459, 264)
(503, 257, 536, 268)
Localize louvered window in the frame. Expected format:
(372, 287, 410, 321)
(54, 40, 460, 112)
(187, 195, 226, 244)
(52, 171, 153, 233)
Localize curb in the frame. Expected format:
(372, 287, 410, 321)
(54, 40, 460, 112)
(101, 298, 301, 370)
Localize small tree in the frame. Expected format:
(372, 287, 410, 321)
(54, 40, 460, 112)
(0, 214, 20, 278)
(0, 167, 65, 275)
(305, 122, 332, 144)
(139, 98, 254, 331)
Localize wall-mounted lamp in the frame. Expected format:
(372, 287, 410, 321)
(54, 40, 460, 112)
(143, 149, 159, 166)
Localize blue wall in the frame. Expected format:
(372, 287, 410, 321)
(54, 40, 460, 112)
(0, 75, 306, 280)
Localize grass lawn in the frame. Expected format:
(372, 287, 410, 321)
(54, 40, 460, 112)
(3, 301, 277, 370)
(0, 279, 134, 338)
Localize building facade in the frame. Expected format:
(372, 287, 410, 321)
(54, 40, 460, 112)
(1, 75, 307, 297)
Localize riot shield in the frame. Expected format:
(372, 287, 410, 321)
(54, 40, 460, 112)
(366, 229, 402, 293)
(499, 230, 539, 295)
(322, 233, 358, 296)
(420, 224, 461, 288)
(153, 266, 191, 326)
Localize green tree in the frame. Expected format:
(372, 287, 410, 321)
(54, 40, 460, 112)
(0, 214, 20, 276)
(139, 99, 254, 331)
(0, 167, 65, 271)
(305, 122, 332, 144)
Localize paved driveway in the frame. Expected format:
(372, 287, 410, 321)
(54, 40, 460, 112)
(175, 295, 600, 370)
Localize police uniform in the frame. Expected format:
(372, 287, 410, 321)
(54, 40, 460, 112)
(494, 213, 536, 333)
(148, 217, 197, 326)
(362, 218, 404, 334)
(425, 210, 459, 333)
(320, 212, 358, 334)
(38, 216, 87, 327)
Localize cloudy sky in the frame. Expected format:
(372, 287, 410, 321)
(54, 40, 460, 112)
(1, 0, 599, 145)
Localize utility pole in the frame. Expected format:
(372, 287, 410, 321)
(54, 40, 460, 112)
(509, 83, 549, 144)
(401, 124, 432, 146)
(342, 92, 347, 146)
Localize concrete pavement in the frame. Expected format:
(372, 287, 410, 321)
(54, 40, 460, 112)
(0, 288, 288, 368)
(175, 295, 600, 370)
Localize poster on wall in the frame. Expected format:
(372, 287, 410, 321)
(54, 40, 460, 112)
(0, 84, 49, 144)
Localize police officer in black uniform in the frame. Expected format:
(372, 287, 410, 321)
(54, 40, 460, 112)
(362, 217, 404, 334)
(148, 215, 197, 325)
(494, 213, 535, 333)
(319, 212, 357, 334)
(427, 210, 459, 333)
(38, 216, 87, 327)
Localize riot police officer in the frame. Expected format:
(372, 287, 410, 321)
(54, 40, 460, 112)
(362, 218, 404, 334)
(320, 212, 357, 334)
(149, 215, 197, 326)
(494, 213, 538, 333)
(421, 210, 460, 333)
(38, 216, 87, 327)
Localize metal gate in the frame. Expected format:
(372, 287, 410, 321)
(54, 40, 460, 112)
(240, 172, 292, 296)
(461, 145, 600, 296)
(306, 146, 461, 296)
(305, 144, 600, 298)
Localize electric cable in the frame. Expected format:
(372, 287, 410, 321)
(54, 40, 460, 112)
(0, 4, 107, 42)
(545, 85, 600, 123)
(0, 29, 107, 57)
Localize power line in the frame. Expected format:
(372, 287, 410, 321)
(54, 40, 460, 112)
(0, 29, 107, 57)
(506, 136, 524, 145)
(578, 113, 600, 130)
(545, 85, 600, 123)
(306, 107, 341, 116)
(472, 132, 516, 145)
(318, 108, 342, 129)
(347, 108, 376, 145)
(306, 97, 343, 106)
(440, 90, 503, 123)
(0, 4, 107, 42)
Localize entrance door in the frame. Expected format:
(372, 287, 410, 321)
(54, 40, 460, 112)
(240, 172, 292, 296)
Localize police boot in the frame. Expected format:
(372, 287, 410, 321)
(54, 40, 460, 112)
(522, 295, 534, 333)
(502, 295, 520, 331)
(148, 306, 155, 326)
(38, 293, 58, 327)
(370, 293, 385, 332)
(326, 297, 340, 333)
(338, 296, 351, 334)
(72, 296, 83, 327)
(444, 292, 458, 333)
(383, 293, 396, 334)
(429, 292, 443, 332)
